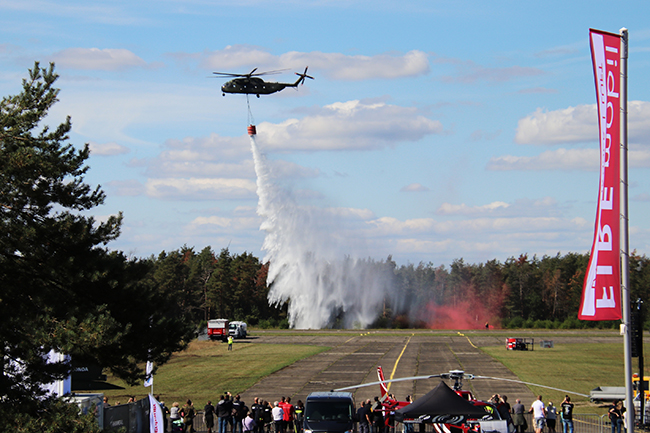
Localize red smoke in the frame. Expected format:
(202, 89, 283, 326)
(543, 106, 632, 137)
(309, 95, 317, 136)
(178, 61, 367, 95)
(422, 300, 501, 330)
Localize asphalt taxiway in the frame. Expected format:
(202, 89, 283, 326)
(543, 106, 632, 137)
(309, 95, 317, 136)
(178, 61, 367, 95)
(236, 331, 567, 406)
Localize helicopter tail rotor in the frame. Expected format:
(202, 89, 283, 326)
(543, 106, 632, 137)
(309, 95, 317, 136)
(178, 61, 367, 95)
(295, 67, 314, 85)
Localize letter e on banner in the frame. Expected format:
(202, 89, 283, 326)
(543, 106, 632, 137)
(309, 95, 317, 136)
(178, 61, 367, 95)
(579, 29, 622, 321)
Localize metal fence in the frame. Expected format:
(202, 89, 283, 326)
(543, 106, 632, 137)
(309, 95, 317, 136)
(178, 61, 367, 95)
(183, 413, 607, 433)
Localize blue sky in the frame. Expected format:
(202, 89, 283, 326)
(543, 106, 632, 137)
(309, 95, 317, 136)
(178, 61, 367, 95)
(2, 0, 650, 267)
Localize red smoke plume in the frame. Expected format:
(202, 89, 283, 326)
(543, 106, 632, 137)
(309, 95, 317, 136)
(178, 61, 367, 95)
(422, 300, 501, 330)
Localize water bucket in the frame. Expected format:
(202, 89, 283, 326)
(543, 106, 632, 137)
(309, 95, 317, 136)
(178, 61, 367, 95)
(247, 125, 257, 136)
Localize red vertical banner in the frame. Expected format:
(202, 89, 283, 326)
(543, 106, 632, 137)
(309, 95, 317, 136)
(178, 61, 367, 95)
(579, 29, 622, 321)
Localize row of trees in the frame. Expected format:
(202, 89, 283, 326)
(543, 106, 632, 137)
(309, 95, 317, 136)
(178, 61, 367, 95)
(148, 247, 650, 331)
(150, 247, 288, 328)
(387, 252, 650, 329)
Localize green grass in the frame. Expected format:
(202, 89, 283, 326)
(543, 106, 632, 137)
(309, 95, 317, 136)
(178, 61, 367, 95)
(98, 340, 329, 406)
(482, 342, 648, 414)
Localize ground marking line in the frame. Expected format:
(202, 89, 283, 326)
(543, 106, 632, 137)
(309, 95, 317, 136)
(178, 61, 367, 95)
(457, 331, 478, 349)
(387, 334, 413, 392)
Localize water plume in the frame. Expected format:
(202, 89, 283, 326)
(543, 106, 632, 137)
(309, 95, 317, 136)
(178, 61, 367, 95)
(249, 136, 393, 329)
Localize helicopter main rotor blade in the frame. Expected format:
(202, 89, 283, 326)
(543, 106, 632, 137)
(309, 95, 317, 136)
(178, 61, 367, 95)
(334, 374, 439, 392)
(213, 68, 290, 78)
(213, 72, 249, 77)
(334, 373, 589, 399)
(472, 376, 589, 398)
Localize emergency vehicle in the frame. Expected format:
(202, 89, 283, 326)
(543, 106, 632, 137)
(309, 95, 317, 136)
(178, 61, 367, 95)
(207, 319, 229, 341)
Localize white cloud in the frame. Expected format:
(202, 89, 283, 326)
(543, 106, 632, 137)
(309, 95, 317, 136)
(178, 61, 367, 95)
(106, 179, 144, 196)
(197, 45, 430, 80)
(357, 211, 592, 263)
(515, 104, 596, 145)
(515, 101, 650, 146)
(51, 48, 147, 71)
(145, 178, 256, 200)
(437, 201, 510, 215)
(487, 148, 598, 171)
(143, 133, 320, 186)
(89, 141, 130, 156)
(437, 198, 561, 218)
(258, 100, 443, 151)
(488, 148, 650, 171)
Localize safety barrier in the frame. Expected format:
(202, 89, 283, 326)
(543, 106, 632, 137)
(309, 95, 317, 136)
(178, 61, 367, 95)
(171, 412, 610, 433)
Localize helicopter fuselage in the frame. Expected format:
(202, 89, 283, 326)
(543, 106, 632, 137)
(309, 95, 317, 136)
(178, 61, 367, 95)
(221, 77, 295, 96)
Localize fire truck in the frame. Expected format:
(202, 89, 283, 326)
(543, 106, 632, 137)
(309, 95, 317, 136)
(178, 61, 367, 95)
(207, 319, 229, 341)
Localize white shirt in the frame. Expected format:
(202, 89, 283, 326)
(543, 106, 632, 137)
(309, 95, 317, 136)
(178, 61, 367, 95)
(531, 400, 545, 419)
(272, 406, 284, 421)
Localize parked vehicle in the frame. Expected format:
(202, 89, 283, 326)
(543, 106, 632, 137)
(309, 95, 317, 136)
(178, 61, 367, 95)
(303, 392, 354, 433)
(229, 321, 247, 339)
(207, 319, 229, 342)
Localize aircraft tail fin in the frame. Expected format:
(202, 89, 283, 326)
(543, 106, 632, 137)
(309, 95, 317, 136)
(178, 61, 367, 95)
(377, 366, 389, 398)
(293, 67, 314, 86)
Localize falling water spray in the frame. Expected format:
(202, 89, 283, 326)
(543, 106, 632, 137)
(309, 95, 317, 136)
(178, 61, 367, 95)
(248, 134, 394, 329)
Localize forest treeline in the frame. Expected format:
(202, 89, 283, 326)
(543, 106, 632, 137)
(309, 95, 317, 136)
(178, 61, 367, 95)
(149, 247, 650, 330)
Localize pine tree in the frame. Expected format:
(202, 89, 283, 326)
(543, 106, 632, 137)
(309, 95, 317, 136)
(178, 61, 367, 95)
(0, 62, 194, 428)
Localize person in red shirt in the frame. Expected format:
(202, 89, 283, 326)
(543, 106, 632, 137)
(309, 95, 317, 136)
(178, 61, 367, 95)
(280, 397, 294, 433)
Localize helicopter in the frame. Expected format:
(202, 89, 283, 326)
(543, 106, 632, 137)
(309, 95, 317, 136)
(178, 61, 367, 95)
(214, 67, 314, 97)
(343, 367, 590, 433)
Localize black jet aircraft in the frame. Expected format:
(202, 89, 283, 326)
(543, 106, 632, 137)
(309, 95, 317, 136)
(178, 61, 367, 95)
(214, 67, 313, 97)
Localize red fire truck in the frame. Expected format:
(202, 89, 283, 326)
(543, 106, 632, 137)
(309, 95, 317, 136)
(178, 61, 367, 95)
(207, 319, 229, 341)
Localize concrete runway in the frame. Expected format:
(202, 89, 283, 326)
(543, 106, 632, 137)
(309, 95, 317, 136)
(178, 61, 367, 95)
(236, 331, 617, 407)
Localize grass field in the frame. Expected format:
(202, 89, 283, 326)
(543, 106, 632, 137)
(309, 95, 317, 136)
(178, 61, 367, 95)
(482, 342, 648, 414)
(96, 329, 645, 417)
(100, 340, 329, 406)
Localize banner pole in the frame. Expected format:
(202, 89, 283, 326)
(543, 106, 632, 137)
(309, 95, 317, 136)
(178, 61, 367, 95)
(620, 27, 633, 433)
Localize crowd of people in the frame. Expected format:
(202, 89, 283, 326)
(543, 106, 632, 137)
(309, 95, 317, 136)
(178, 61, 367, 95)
(156, 393, 306, 433)
(154, 393, 405, 433)
(356, 394, 410, 433)
(510, 395, 575, 433)
(129, 391, 626, 433)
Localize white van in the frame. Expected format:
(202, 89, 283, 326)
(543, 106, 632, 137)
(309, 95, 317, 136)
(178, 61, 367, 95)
(229, 321, 247, 339)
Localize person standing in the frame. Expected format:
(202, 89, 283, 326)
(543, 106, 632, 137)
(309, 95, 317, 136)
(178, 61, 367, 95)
(171, 402, 181, 421)
(252, 397, 263, 433)
(357, 400, 371, 433)
(157, 397, 169, 433)
(228, 335, 234, 351)
(403, 396, 413, 433)
(233, 395, 246, 433)
(218, 395, 233, 433)
(529, 395, 546, 433)
(372, 399, 384, 433)
(370, 396, 382, 433)
(181, 399, 196, 433)
(280, 397, 294, 433)
(263, 401, 273, 433)
(294, 400, 305, 433)
(560, 396, 574, 433)
(205, 401, 216, 433)
(272, 401, 285, 433)
(243, 409, 257, 433)
(546, 402, 557, 433)
(511, 399, 526, 433)
(609, 400, 623, 433)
